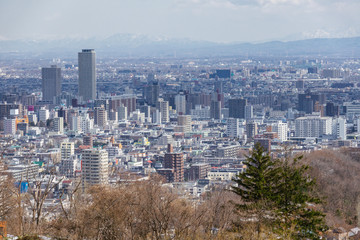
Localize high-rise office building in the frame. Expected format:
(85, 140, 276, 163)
(70, 116, 81, 132)
(152, 109, 161, 124)
(245, 105, 253, 120)
(82, 148, 108, 186)
(229, 98, 247, 119)
(157, 99, 169, 123)
(145, 82, 159, 107)
(332, 117, 346, 140)
(94, 107, 107, 127)
(272, 122, 288, 142)
(210, 100, 221, 120)
(61, 142, 74, 160)
(42, 65, 61, 103)
(140, 105, 151, 122)
(175, 115, 191, 133)
(298, 92, 326, 113)
(325, 102, 340, 117)
(227, 118, 240, 138)
(117, 105, 127, 120)
(246, 121, 258, 141)
(60, 142, 76, 178)
(187, 94, 201, 110)
(175, 94, 186, 115)
(4, 119, 16, 135)
(53, 117, 64, 133)
(163, 144, 184, 182)
(78, 49, 96, 101)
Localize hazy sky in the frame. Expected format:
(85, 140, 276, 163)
(0, 0, 359, 42)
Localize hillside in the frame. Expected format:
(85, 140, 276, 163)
(304, 149, 360, 228)
(0, 35, 359, 58)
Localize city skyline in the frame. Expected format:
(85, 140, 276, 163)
(1, 0, 360, 238)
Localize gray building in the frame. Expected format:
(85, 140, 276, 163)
(216, 145, 241, 158)
(5, 164, 39, 181)
(210, 100, 221, 120)
(42, 65, 61, 103)
(78, 49, 96, 101)
(188, 163, 211, 181)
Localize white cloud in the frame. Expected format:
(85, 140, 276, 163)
(229, 0, 314, 6)
(0, 0, 359, 42)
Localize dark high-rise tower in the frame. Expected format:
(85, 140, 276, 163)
(210, 100, 221, 119)
(145, 81, 159, 107)
(42, 65, 61, 103)
(78, 49, 96, 101)
(325, 102, 339, 117)
(229, 98, 247, 119)
(298, 92, 326, 113)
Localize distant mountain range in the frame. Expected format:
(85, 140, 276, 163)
(0, 34, 359, 58)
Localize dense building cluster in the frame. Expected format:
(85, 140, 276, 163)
(0, 51, 360, 225)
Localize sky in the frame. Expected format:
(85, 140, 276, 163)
(0, 0, 359, 43)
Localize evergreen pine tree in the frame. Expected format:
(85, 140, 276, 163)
(231, 143, 280, 239)
(273, 155, 327, 240)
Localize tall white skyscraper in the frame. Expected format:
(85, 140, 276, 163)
(82, 148, 108, 186)
(78, 49, 96, 101)
(60, 142, 76, 178)
(227, 118, 240, 138)
(175, 94, 186, 115)
(153, 109, 161, 124)
(42, 65, 61, 103)
(70, 116, 81, 132)
(272, 122, 288, 142)
(158, 99, 169, 123)
(333, 117, 346, 140)
(53, 117, 64, 133)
